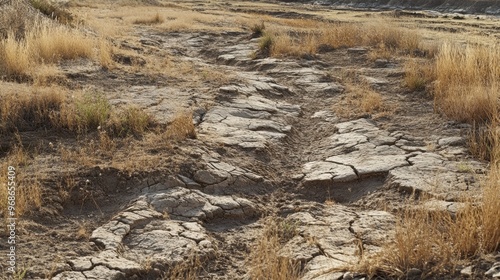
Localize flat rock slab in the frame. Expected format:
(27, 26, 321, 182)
(199, 94, 300, 149)
(109, 86, 194, 123)
(54, 181, 258, 278)
(283, 205, 394, 280)
(300, 119, 485, 201)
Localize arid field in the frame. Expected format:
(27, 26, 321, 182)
(0, 0, 499, 279)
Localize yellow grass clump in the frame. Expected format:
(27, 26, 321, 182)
(133, 12, 165, 25)
(164, 111, 197, 141)
(434, 42, 500, 123)
(248, 216, 302, 280)
(404, 58, 435, 92)
(0, 23, 95, 80)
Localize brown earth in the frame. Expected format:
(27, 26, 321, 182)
(0, 1, 499, 279)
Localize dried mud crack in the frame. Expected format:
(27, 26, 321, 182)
(45, 30, 488, 280)
(1, 2, 497, 279)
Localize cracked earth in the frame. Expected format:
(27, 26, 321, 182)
(49, 30, 487, 279)
(1, 1, 496, 279)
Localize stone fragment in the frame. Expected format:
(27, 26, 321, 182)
(327, 153, 408, 176)
(438, 136, 465, 147)
(302, 161, 357, 184)
(347, 47, 368, 54)
(82, 265, 125, 280)
(194, 170, 225, 185)
(460, 265, 473, 277)
(485, 262, 500, 278)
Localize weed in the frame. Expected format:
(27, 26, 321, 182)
(404, 58, 435, 92)
(248, 216, 302, 280)
(164, 111, 196, 141)
(133, 12, 165, 25)
(258, 33, 274, 57)
(251, 22, 266, 38)
(71, 93, 111, 132)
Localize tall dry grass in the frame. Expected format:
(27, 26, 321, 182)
(404, 58, 435, 92)
(0, 87, 66, 132)
(434, 42, 500, 123)
(0, 22, 95, 80)
(259, 21, 423, 58)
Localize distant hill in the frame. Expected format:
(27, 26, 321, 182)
(279, 0, 500, 15)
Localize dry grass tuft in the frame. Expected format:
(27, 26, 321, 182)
(434, 42, 500, 123)
(98, 38, 115, 70)
(162, 252, 202, 280)
(404, 58, 435, 92)
(334, 84, 388, 119)
(248, 216, 302, 280)
(108, 106, 155, 137)
(0, 145, 43, 218)
(0, 87, 66, 132)
(64, 93, 111, 132)
(164, 111, 196, 141)
(133, 12, 165, 25)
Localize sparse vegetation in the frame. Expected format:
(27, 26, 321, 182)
(334, 83, 390, 119)
(251, 22, 266, 38)
(404, 58, 435, 92)
(133, 12, 165, 25)
(358, 119, 500, 278)
(248, 216, 302, 280)
(256, 20, 425, 58)
(164, 111, 196, 140)
(1, 0, 499, 278)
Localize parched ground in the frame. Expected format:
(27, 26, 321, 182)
(0, 0, 499, 279)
